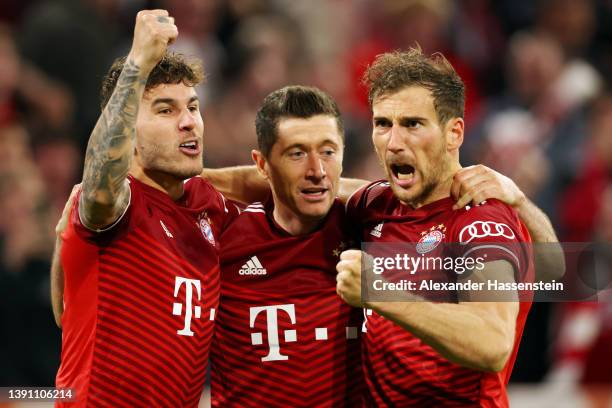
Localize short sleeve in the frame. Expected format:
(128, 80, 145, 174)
(345, 180, 389, 225)
(449, 199, 532, 282)
(217, 195, 242, 233)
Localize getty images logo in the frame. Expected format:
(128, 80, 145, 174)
(239, 256, 267, 275)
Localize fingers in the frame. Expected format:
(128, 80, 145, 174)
(454, 179, 495, 210)
(453, 175, 487, 209)
(138, 9, 169, 17)
(339, 249, 362, 262)
(452, 165, 481, 199)
(336, 260, 355, 276)
(452, 165, 498, 209)
(453, 192, 473, 210)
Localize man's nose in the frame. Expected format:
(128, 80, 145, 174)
(306, 154, 326, 180)
(387, 125, 405, 154)
(179, 108, 196, 131)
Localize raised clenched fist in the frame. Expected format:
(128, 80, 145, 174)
(128, 9, 178, 73)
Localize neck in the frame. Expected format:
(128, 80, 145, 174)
(271, 199, 322, 236)
(130, 165, 185, 201)
(409, 162, 462, 209)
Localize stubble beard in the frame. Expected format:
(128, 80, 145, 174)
(142, 149, 203, 181)
(391, 155, 450, 209)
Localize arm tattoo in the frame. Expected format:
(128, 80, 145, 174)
(81, 59, 147, 227)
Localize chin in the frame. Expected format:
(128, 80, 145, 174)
(390, 182, 421, 206)
(168, 167, 202, 180)
(297, 202, 333, 220)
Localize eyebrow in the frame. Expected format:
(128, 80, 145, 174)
(283, 139, 340, 152)
(373, 115, 427, 122)
(151, 96, 199, 106)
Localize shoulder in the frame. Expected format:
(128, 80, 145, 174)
(184, 176, 222, 200)
(240, 201, 267, 215)
(450, 199, 528, 243)
(346, 179, 393, 214)
(221, 201, 267, 232)
(454, 199, 518, 222)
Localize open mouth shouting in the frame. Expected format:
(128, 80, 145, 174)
(390, 162, 417, 188)
(179, 140, 201, 156)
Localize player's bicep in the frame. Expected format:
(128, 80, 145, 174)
(50, 237, 64, 328)
(78, 179, 131, 231)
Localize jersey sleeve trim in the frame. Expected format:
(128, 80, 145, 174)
(462, 244, 521, 269)
(77, 184, 132, 234)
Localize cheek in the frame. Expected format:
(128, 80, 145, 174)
(194, 115, 204, 134)
(327, 159, 343, 178)
(372, 134, 386, 155)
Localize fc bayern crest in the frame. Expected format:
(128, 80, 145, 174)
(198, 213, 215, 245)
(416, 225, 446, 254)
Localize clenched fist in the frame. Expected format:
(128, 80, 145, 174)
(128, 9, 178, 73)
(336, 250, 365, 307)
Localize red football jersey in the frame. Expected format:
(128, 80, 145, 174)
(211, 200, 364, 407)
(56, 176, 230, 407)
(347, 181, 533, 408)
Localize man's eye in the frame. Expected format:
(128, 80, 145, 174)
(375, 119, 391, 128)
(158, 108, 172, 114)
(188, 105, 199, 112)
(321, 149, 336, 156)
(289, 151, 305, 158)
(407, 120, 421, 128)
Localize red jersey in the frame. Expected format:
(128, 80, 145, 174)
(211, 200, 363, 407)
(347, 181, 533, 408)
(56, 176, 229, 407)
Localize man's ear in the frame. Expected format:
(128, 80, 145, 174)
(252, 150, 269, 180)
(446, 117, 464, 151)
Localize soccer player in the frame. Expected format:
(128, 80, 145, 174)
(54, 10, 230, 407)
(210, 86, 363, 407)
(335, 48, 535, 406)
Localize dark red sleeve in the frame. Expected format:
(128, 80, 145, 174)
(449, 199, 533, 282)
(345, 180, 389, 224)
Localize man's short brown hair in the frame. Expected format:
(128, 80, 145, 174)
(255, 85, 344, 157)
(363, 47, 465, 124)
(99, 52, 204, 110)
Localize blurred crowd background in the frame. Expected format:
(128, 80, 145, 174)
(0, 0, 611, 406)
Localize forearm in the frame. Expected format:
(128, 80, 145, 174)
(514, 198, 565, 281)
(367, 300, 516, 372)
(202, 166, 270, 204)
(50, 238, 64, 328)
(80, 59, 147, 228)
(515, 197, 557, 243)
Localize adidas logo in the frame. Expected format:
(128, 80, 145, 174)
(239, 256, 267, 275)
(370, 222, 383, 238)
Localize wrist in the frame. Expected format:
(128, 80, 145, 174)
(125, 53, 155, 78)
(513, 191, 528, 211)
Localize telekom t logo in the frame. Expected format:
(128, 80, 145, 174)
(250, 304, 297, 362)
(172, 277, 201, 336)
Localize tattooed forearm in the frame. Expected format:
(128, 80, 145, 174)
(81, 59, 147, 228)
